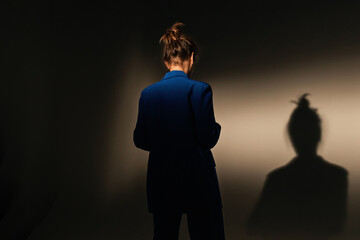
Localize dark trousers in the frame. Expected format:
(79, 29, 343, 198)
(152, 208, 225, 240)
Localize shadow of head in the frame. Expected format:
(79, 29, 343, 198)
(288, 94, 321, 157)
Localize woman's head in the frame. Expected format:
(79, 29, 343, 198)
(159, 22, 199, 75)
(288, 94, 321, 156)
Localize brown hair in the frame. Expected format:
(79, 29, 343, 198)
(159, 22, 199, 66)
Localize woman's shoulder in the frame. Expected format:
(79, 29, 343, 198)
(140, 77, 212, 99)
(140, 81, 166, 96)
(188, 79, 213, 93)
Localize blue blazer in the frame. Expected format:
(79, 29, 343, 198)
(134, 70, 222, 213)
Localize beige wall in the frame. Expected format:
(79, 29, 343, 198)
(105, 50, 360, 239)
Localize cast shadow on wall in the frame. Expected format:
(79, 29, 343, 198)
(247, 94, 348, 239)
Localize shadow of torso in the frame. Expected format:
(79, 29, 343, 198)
(248, 155, 348, 239)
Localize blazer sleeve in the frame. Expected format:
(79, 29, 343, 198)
(133, 94, 151, 151)
(191, 84, 221, 149)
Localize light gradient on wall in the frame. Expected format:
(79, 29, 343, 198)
(106, 51, 360, 239)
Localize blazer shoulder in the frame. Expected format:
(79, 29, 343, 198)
(140, 78, 211, 97)
(189, 79, 212, 92)
(140, 82, 161, 97)
(190, 78, 210, 87)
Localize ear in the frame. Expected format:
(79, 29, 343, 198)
(190, 52, 194, 65)
(164, 61, 170, 70)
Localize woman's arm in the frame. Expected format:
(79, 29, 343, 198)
(133, 95, 151, 151)
(191, 84, 221, 149)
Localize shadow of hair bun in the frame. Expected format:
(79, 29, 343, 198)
(298, 93, 310, 109)
(291, 93, 310, 109)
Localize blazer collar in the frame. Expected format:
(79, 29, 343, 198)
(162, 70, 189, 80)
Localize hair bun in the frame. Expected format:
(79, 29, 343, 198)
(159, 22, 199, 66)
(167, 22, 184, 40)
